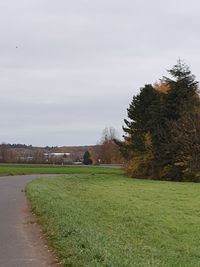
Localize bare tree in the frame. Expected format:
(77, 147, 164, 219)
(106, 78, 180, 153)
(98, 127, 123, 164)
(32, 149, 45, 164)
(0, 143, 18, 163)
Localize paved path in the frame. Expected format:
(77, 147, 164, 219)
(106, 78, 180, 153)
(0, 175, 60, 267)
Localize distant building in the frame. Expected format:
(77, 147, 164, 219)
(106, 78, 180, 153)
(19, 156, 33, 162)
(44, 152, 72, 164)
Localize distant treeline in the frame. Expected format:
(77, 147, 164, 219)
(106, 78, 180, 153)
(5, 144, 33, 149)
(0, 138, 123, 165)
(4, 143, 60, 149)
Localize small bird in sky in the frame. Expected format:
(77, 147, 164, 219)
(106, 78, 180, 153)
(16, 46, 18, 48)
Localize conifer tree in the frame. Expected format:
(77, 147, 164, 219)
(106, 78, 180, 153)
(83, 151, 93, 165)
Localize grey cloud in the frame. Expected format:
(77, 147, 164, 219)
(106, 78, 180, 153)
(0, 0, 200, 145)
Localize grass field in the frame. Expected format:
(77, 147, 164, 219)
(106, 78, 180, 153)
(0, 164, 121, 176)
(26, 168, 200, 267)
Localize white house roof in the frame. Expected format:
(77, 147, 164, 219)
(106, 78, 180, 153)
(44, 152, 71, 156)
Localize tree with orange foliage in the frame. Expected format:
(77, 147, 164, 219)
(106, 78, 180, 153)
(154, 82, 170, 93)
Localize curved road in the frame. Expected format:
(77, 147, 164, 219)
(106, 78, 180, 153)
(0, 175, 60, 267)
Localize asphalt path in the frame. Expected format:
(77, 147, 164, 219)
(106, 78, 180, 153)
(0, 175, 60, 267)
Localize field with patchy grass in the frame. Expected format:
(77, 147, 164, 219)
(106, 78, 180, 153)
(26, 170, 200, 267)
(0, 164, 121, 176)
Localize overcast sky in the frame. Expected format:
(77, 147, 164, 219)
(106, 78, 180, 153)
(0, 0, 200, 146)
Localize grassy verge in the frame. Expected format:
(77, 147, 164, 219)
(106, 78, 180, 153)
(0, 164, 122, 176)
(26, 171, 200, 267)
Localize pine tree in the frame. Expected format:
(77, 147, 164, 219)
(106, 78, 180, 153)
(83, 151, 93, 165)
(123, 84, 161, 155)
(163, 60, 198, 120)
(162, 61, 200, 179)
(121, 84, 163, 178)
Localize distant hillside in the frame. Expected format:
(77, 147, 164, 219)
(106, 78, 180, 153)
(0, 143, 101, 164)
(5, 143, 99, 153)
(0, 143, 123, 165)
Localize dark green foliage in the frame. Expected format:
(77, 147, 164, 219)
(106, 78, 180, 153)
(83, 151, 93, 165)
(121, 61, 200, 181)
(123, 84, 161, 154)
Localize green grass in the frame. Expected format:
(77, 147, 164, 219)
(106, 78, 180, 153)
(0, 164, 121, 176)
(26, 172, 200, 267)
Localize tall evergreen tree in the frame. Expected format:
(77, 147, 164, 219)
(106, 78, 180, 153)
(123, 84, 161, 155)
(163, 60, 199, 120)
(161, 61, 200, 179)
(161, 62, 199, 171)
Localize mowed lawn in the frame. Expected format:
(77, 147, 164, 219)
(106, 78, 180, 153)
(0, 164, 121, 176)
(26, 171, 200, 267)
